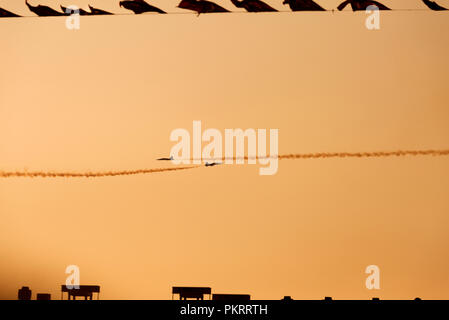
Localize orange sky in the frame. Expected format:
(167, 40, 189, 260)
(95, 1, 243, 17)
(0, 0, 449, 300)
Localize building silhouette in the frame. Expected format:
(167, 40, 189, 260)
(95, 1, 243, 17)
(172, 287, 211, 300)
(18, 286, 32, 300)
(61, 285, 100, 300)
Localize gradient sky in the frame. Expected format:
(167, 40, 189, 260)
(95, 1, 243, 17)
(0, 0, 449, 300)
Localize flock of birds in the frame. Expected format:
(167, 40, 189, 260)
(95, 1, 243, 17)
(0, 0, 447, 17)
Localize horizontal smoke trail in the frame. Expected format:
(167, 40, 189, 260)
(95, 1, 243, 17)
(1, 149, 448, 178)
(278, 149, 449, 160)
(0, 166, 199, 178)
(197, 149, 449, 161)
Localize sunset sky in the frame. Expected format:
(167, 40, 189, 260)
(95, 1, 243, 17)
(1, 0, 448, 300)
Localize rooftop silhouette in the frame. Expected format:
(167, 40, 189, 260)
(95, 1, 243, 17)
(212, 293, 251, 300)
(61, 285, 101, 300)
(18, 286, 32, 300)
(36, 293, 51, 300)
(172, 287, 212, 300)
(14, 285, 430, 300)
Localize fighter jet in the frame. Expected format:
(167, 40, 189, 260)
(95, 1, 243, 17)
(230, 0, 277, 12)
(178, 0, 230, 14)
(205, 162, 222, 167)
(283, 0, 325, 11)
(157, 156, 174, 161)
(120, 0, 166, 14)
(422, 0, 447, 10)
(88, 5, 113, 15)
(0, 7, 20, 17)
(25, 0, 65, 16)
(337, 0, 390, 11)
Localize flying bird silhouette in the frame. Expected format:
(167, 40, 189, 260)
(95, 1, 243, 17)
(178, 0, 230, 14)
(0, 7, 20, 17)
(25, 0, 65, 16)
(60, 5, 91, 15)
(283, 0, 325, 11)
(88, 5, 113, 15)
(230, 0, 278, 12)
(157, 156, 174, 161)
(422, 0, 447, 10)
(337, 0, 390, 11)
(120, 0, 166, 14)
